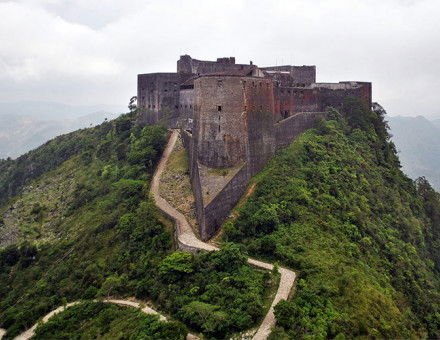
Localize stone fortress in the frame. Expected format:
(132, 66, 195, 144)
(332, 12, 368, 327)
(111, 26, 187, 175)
(138, 55, 372, 240)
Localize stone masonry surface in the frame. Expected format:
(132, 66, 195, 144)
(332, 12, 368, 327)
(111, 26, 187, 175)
(138, 54, 372, 240)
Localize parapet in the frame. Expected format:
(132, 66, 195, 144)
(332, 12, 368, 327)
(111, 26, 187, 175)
(177, 55, 255, 78)
(216, 57, 235, 64)
(262, 65, 316, 86)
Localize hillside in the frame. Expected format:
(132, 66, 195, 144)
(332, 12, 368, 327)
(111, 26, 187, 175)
(2, 101, 440, 339)
(0, 113, 276, 339)
(388, 115, 440, 191)
(225, 100, 440, 338)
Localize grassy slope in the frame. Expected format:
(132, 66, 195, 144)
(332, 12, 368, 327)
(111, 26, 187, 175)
(225, 101, 440, 339)
(0, 113, 273, 339)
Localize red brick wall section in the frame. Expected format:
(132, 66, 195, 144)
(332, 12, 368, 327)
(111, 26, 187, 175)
(274, 87, 319, 121)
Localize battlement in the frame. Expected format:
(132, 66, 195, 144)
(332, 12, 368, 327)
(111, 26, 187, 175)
(137, 54, 372, 239)
(177, 55, 255, 78)
(216, 57, 236, 64)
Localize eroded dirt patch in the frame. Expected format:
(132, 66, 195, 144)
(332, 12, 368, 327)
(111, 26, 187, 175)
(158, 134, 198, 236)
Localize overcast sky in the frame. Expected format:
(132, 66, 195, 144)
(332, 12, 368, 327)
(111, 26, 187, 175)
(0, 0, 439, 118)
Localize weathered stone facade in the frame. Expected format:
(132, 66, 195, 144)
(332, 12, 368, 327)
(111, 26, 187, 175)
(138, 55, 372, 240)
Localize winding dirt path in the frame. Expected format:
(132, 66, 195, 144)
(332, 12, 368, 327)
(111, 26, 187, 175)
(151, 130, 296, 340)
(12, 299, 197, 340)
(4, 130, 296, 340)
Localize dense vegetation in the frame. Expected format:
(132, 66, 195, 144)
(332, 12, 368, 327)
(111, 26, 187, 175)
(33, 301, 187, 339)
(225, 98, 440, 339)
(0, 123, 104, 207)
(0, 111, 273, 339)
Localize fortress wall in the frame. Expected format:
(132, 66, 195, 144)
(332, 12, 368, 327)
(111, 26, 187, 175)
(191, 61, 251, 75)
(177, 55, 194, 74)
(139, 56, 373, 241)
(199, 111, 324, 240)
(193, 76, 248, 168)
(290, 87, 320, 113)
(178, 55, 253, 78)
(181, 130, 206, 240)
(315, 82, 372, 111)
(243, 79, 277, 176)
(275, 112, 325, 150)
(262, 65, 292, 72)
(178, 88, 194, 129)
(273, 86, 319, 122)
(202, 164, 250, 240)
(262, 65, 316, 86)
(356, 82, 372, 107)
(191, 161, 206, 239)
(290, 66, 316, 85)
(137, 73, 180, 124)
(268, 73, 294, 87)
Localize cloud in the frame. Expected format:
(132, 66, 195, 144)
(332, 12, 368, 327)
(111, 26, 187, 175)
(0, 0, 439, 118)
(0, 1, 121, 81)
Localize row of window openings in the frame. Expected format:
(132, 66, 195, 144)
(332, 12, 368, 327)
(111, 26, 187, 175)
(280, 89, 305, 95)
(147, 104, 269, 111)
(274, 83, 307, 88)
(217, 105, 268, 111)
(149, 82, 178, 86)
(147, 104, 192, 109)
(241, 81, 270, 88)
(147, 89, 177, 94)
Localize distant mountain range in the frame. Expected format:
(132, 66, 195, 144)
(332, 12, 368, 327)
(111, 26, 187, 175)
(0, 101, 125, 159)
(0, 101, 124, 120)
(388, 115, 440, 191)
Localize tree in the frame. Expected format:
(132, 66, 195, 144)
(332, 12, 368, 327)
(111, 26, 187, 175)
(159, 252, 193, 281)
(99, 274, 127, 298)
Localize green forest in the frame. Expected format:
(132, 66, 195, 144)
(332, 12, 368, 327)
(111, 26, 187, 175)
(33, 301, 187, 340)
(0, 112, 274, 339)
(2, 98, 440, 339)
(225, 99, 440, 339)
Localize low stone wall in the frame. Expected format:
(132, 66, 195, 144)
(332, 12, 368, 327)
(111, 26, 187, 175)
(275, 112, 325, 149)
(183, 112, 327, 240)
(181, 130, 207, 240)
(202, 164, 250, 240)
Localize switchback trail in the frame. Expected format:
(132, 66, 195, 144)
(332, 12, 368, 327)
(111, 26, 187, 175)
(12, 299, 200, 340)
(150, 129, 296, 340)
(4, 129, 296, 340)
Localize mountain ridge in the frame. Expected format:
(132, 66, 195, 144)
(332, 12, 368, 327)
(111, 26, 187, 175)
(388, 115, 440, 191)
